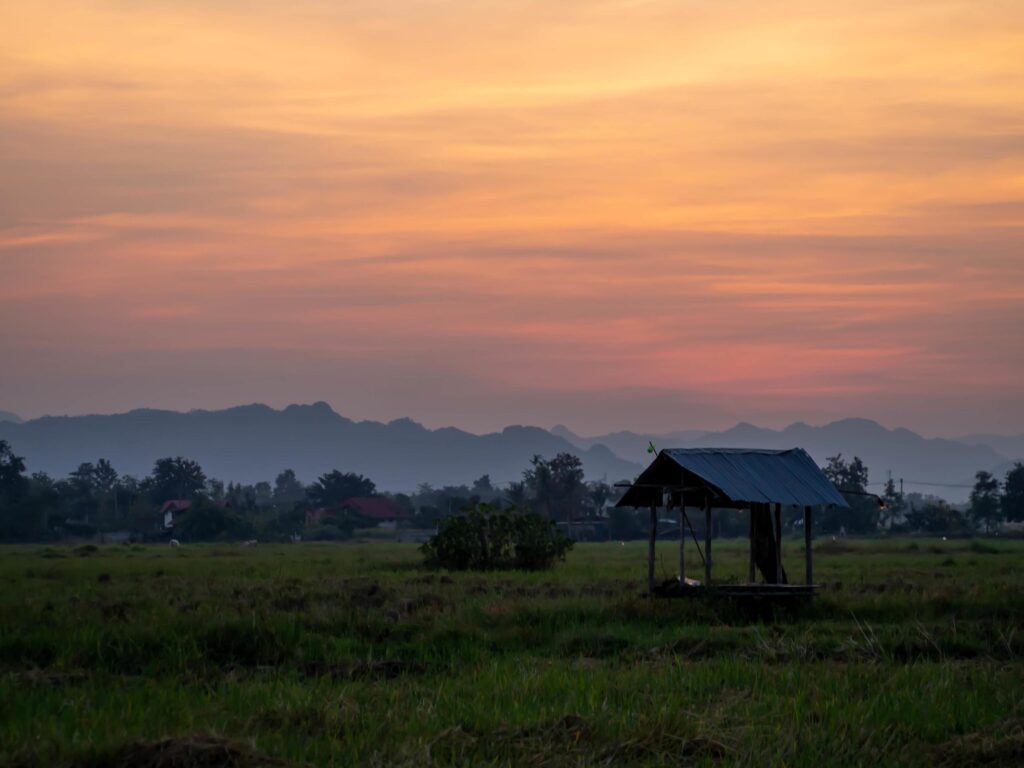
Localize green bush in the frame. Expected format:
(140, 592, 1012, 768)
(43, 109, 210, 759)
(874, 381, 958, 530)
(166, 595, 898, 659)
(175, 503, 252, 542)
(422, 504, 572, 571)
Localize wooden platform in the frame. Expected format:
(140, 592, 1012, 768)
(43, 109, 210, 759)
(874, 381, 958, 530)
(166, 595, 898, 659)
(652, 580, 818, 599)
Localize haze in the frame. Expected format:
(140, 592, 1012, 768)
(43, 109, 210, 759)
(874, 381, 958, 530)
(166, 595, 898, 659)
(2, 0, 1022, 436)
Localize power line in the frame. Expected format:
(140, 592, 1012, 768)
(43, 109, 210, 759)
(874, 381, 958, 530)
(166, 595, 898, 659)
(866, 479, 975, 489)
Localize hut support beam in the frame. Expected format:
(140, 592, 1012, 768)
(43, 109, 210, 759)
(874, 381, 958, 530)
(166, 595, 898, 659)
(647, 502, 657, 595)
(678, 495, 686, 582)
(774, 503, 783, 584)
(704, 499, 712, 586)
(747, 506, 756, 583)
(804, 505, 813, 585)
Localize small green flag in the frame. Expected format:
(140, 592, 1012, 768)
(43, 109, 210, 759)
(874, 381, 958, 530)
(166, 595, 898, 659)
(647, 441, 657, 455)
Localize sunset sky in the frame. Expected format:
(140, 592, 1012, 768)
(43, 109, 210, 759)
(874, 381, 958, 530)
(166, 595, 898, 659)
(1, 0, 1022, 436)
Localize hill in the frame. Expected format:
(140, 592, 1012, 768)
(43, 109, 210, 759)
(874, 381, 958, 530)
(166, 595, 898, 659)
(0, 411, 22, 424)
(0, 403, 641, 490)
(554, 418, 1008, 502)
(956, 433, 1024, 463)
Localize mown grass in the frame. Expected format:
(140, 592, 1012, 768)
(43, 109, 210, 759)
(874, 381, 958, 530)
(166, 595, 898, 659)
(1, 538, 1023, 766)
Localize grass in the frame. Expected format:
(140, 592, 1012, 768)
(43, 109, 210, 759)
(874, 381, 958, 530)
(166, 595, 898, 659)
(1, 538, 1023, 766)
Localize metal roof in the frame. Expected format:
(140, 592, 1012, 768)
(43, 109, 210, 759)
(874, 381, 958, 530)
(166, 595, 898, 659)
(616, 447, 850, 509)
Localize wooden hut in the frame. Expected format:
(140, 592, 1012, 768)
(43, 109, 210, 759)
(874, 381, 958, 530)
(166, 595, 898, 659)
(616, 448, 848, 597)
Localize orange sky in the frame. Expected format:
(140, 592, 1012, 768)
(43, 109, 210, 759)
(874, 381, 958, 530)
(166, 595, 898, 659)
(1, 0, 1022, 435)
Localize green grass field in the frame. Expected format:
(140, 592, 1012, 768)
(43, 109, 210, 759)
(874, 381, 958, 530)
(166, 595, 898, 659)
(2, 538, 1023, 767)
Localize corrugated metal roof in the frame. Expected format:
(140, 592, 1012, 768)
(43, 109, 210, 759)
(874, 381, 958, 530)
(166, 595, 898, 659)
(616, 448, 850, 508)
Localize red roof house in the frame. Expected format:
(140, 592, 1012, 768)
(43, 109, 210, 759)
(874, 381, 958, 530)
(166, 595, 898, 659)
(160, 499, 231, 530)
(306, 496, 413, 526)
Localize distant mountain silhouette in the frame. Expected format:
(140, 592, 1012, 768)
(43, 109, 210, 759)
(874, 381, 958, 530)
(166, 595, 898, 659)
(0, 405, 1011, 501)
(955, 433, 1024, 463)
(555, 417, 1009, 502)
(0, 410, 22, 424)
(550, 424, 708, 461)
(0, 403, 641, 490)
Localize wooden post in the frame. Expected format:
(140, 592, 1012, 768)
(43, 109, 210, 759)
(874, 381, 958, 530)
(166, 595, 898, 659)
(748, 505, 756, 583)
(648, 502, 657, 595)
(678, 494, 685, 583)
(804, 505, 813, 585)
(774, 503, 783, 584)
(704, 498, 712, 586)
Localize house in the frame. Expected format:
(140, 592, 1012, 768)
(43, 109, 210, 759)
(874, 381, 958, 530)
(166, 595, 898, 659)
(306, 496, 413, 528)
(159, 500, 193, 530)
(159, 499, 231, 530)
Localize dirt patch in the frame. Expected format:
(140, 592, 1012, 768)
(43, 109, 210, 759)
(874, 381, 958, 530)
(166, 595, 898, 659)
(933, 721, 1024, 767)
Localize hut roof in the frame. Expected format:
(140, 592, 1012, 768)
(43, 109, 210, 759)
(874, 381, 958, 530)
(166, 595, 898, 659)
(616, 448, 849, 509)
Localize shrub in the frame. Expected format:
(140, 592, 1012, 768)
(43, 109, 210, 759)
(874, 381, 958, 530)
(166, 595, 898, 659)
(175, 504, 252, 542)
(422, 504, 573, 571)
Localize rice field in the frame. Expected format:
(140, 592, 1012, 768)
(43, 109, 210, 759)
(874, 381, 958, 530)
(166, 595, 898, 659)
(1, 538, 1023, 767)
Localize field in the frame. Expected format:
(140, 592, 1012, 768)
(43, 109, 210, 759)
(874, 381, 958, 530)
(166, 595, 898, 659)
(1, 538, 1023, 767)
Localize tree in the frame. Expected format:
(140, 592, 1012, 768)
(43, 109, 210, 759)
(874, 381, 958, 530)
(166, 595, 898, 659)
(903, 497, 970, 535)
(175, 501, 252, 542)
(0, 442, 44, 540)
(503, 481, 528, 512)
(522, 456, 554, 517)
(523, 453, 586, 525)
(204, 478, 226, 502)
(273, 469, 305, 507)
(149, 457, 207, 503)
(0, 441, 27, 503)
(822, 454, 878, 534)
(253, 481, 273, 508)
(969, 470, 1001, 533)
(586, 480, 614, 516)
(1002, 463, 1024, 523)
(881, 476, 905, 530)
(93, 459, 119, 495)
(472, 474, 495, 497)
(67, 462, 100, 520)
(307, 470, 376, 508)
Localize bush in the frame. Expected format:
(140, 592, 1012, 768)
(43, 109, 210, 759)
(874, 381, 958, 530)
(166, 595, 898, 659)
(304, 522, 353, 541)
(421, 504, 573, 571)
(175, 504, 252, 542)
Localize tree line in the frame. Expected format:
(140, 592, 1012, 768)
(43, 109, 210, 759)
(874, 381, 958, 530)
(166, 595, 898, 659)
(0, 438, 1021, 542)
(0, 442, 619, 542)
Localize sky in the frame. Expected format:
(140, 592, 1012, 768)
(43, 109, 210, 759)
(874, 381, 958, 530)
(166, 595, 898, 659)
(1, 0, 1022, 437)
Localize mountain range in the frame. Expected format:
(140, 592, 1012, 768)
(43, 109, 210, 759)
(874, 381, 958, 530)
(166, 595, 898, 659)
(0, 404, 1020, 501)
(0, 403, 639, 491)
(554, 419, 1022, 502)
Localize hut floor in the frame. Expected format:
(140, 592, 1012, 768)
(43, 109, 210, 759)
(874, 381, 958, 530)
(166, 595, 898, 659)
(652, 579, 817, 599)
